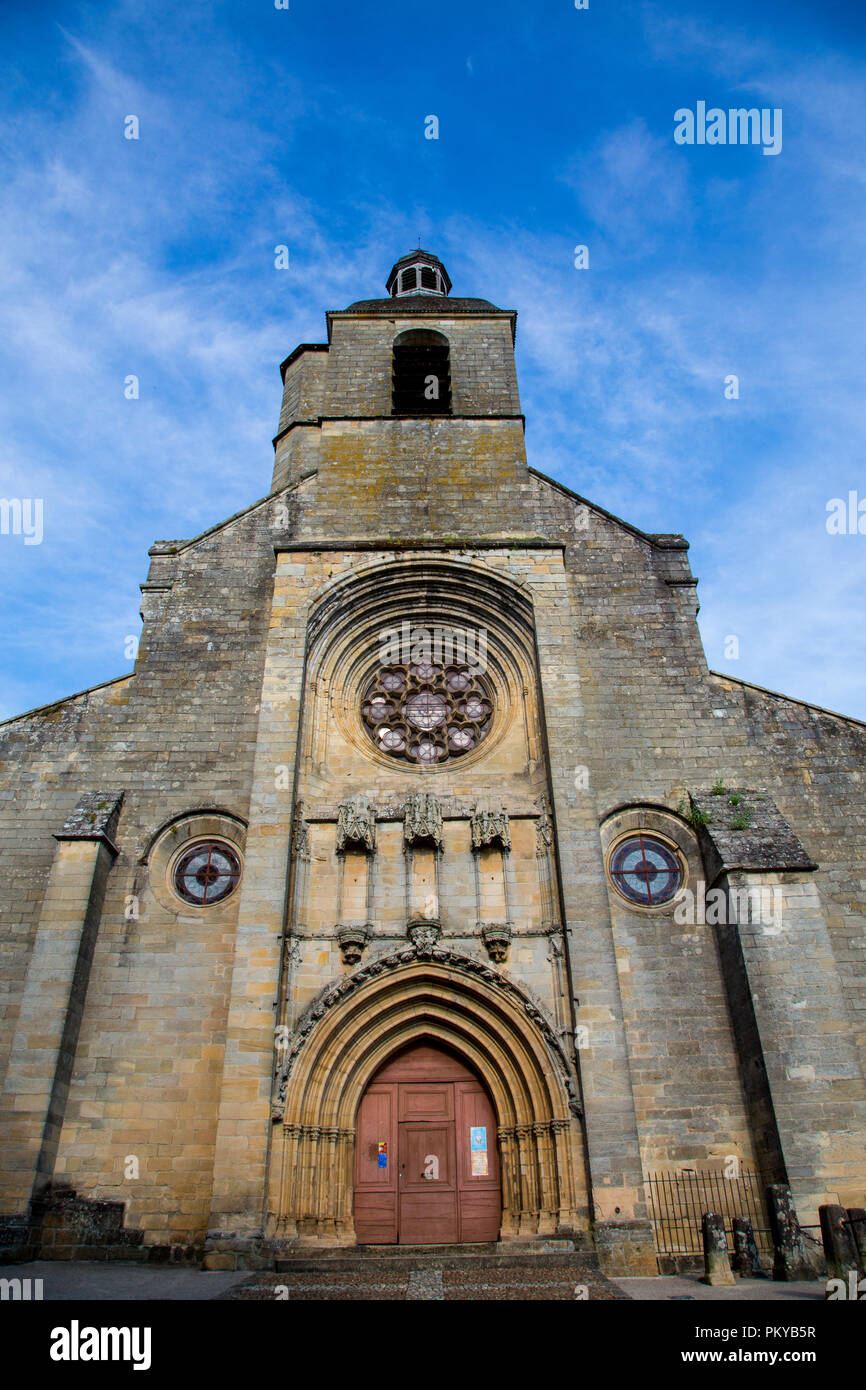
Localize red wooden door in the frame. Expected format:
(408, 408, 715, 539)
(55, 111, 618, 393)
(353, 1082, 398, 1243)
(353, 1043, 501, 1245)
(455, 1080, 500, 1243)
(398, 1081, 458, 1244)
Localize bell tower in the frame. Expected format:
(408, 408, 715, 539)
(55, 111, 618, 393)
(270, 251, 525, 529)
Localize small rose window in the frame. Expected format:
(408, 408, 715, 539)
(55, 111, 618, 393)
(608, 834, 683, 907)
(361, 663, 493, 763)
(173, 841, 242, 906)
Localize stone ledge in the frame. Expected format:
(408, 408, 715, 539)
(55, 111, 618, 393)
(55, 791, 124, 847)
(689, 788, 817, 879)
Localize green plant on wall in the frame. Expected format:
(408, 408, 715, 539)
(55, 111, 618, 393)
(677, 797, 711, 828)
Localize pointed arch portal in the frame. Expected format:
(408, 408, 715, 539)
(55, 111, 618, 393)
(269, 953, 584, 1243)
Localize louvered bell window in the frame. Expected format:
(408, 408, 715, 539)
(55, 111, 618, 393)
(392, 330, 452, 415)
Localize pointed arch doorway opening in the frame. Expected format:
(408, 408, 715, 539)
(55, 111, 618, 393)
(353, 1041, 501, 1245)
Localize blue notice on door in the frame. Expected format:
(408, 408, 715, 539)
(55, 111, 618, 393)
(470, 1126, 487, 1152)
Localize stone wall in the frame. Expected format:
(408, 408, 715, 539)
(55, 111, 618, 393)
(0, 292, 863, 1263)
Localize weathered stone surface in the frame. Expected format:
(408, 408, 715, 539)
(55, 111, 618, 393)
(56, 791, 125, 845)
(819, 1204, 860, 1286)
(0, 253, 863, 1270)
(768, 1185, 821, 1281)
(732, 1216, 766, 1278)
(689, 788, 817, 876)
(701, 1212, 735, 1286)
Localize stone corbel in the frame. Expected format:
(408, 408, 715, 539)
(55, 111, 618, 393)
(480, 922, 513, 964)
(407, 918, 442, 956)
(336, 924, 371, 966)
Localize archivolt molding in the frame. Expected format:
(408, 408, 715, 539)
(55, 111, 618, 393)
(267, 945, 586, 1242)
(271, 944, 580, 1123)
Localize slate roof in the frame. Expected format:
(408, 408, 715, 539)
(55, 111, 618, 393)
(339, 295, 507, 314)
(331, 294, 516, 342)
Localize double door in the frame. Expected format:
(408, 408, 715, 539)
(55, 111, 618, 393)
(354, 1045, 501, 1245)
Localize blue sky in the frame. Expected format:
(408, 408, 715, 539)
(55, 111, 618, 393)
(1, 0, 865, 719)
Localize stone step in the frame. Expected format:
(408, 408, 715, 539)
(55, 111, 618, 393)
(278, 1237, 584, 1261)
(275, 1248, 601, 1275)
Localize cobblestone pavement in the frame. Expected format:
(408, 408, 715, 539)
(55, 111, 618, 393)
(219, 1258, 630, 1301)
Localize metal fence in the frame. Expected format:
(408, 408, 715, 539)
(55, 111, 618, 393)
(647, 1169, 773, 1257)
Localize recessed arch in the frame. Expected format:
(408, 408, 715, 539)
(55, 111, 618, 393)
(268, 952, 586, 1243)
(301, 554, 541, 775)
(392, 328, 451, 415)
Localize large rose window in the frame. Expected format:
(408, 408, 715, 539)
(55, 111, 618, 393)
(361, 663, 493, 763)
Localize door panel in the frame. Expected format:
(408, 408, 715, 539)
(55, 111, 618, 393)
(398, 1082, 454, 1122)
(455, 1081, 501, 1242)
(398, 1119, 458, 1244)
(353, 1083, 397, 1243)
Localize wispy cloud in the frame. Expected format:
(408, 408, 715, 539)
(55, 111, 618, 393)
(0, 1, 864, 722)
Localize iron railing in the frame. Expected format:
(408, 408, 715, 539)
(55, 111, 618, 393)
(647, 1169, 773, 1257)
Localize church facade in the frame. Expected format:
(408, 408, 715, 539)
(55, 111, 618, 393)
(1, 251, 865, 1274)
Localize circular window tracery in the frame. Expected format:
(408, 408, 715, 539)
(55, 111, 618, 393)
(361, 663, 493, 764)
(608, 833, 683, 907)
(173, 841, 242, 906)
